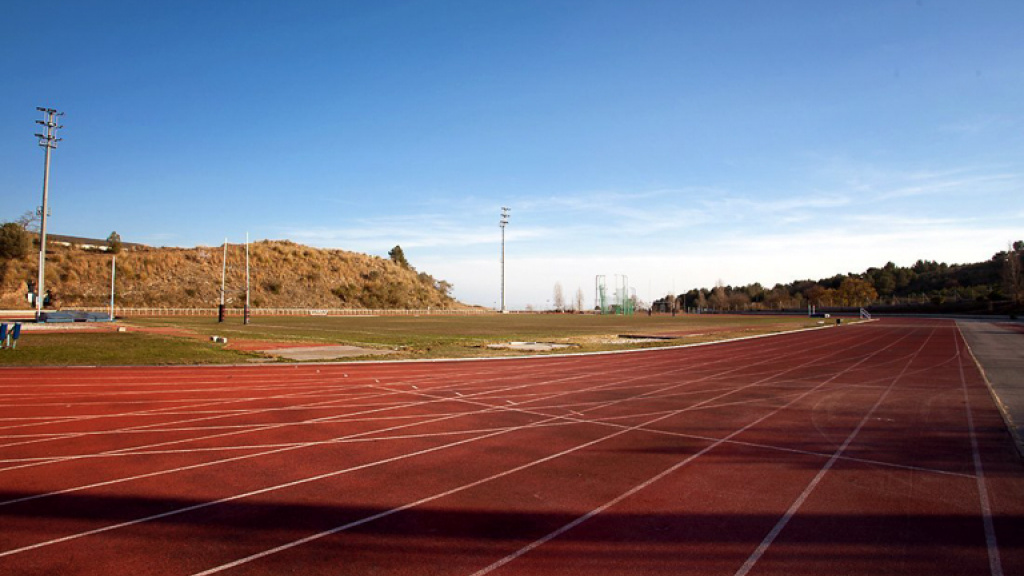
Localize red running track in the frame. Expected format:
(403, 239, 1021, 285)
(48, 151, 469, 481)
(0, 318, 1021, 575)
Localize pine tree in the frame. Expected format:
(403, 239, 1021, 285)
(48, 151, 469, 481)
(388, 245, 411, 269)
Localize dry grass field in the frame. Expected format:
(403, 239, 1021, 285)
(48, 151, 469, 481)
(0, 313, 828, 366)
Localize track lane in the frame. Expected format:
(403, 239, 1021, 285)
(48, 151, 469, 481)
(0, 320, 1020, 575)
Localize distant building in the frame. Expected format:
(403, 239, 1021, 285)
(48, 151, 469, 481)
(29, 233, 146, 252)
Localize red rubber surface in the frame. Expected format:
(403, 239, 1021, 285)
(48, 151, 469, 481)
(0, 318, 1021, 575)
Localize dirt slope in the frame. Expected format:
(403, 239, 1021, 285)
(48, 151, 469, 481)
(0, 239, 458, 310)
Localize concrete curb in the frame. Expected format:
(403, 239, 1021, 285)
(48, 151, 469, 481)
(958, 325, 1024, 460)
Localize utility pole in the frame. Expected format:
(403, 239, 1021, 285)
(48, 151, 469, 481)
(219, 238, 227, 323)
(109, 255, 116, 320)
(34, 107, 64, 321)
(244, 232, 250, 325)
(500, 207, 510, 313)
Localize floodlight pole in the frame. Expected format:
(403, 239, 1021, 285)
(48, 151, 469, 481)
(34, 107, 63, 321)
(244, 232, 250, 325)
(218, 238, 227, 323)
(109, 255, 116, 320)
(500, 207, 510, 313)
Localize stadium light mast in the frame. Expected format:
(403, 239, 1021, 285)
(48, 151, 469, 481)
(244, 232, 251, 325)
(219, 238, 227, 323)
(109, 255, 116, 320)
(34, 107, 63, 321)
(500, 207, 510, 313)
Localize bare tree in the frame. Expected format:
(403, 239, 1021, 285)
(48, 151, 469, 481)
(16, 210, 40, 233)
(553, 282, 565, 312)
(709, 280, 727, 310)
(574, 287, 585, 312)
(696, 289, 708, 311)
(765, 286, 790, 310)
(1004, 241, 1024, 305)
(728, 292, 751, 310)
(631, 295, 644, 313)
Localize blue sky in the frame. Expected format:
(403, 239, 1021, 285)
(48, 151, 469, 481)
(2, 1, 1022, 309)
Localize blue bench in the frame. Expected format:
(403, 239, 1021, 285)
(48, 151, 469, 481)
(39, 311, 112, 323)
(1, 323, 21, 350)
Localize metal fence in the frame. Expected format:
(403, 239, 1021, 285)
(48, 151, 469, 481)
(75, 307, 493, 317)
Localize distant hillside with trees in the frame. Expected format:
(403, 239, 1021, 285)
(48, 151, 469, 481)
(655, 242, 1024, 315)
(0, 221, 458, 310)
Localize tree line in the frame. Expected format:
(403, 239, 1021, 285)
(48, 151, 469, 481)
(655, 242, 1024, 314)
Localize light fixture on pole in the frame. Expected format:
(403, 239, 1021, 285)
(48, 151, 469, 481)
(34, 107, 63, 321)
(500, 207, 510, 313)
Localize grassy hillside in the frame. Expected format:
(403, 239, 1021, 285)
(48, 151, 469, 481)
(0, 239, 459, 310)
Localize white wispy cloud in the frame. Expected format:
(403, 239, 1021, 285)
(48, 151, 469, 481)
(874, 173, 1017, 201)
(807, 158, 1022, 203)
(273, 158, 1022, 309)
(938, 115, 1007, 135)
(431, 220, 1021, 309)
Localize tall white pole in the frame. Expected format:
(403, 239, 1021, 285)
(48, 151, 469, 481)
(244, 232, 250, 325)
(221, 239, 227, 306)
(219, 238, 227, 323)
(500, 226, 505, 311)
(500, 207, 509, 313)
(109, 255, 116, 320)
(34, 107, 63, 321)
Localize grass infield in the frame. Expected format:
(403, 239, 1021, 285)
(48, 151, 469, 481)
(0, 313, 827, 366)
(0, 331, 257, 366)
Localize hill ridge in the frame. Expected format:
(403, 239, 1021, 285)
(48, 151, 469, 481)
(0, 239, 460, 310)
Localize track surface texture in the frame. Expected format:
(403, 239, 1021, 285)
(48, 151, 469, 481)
(0, 318, 1021, 575)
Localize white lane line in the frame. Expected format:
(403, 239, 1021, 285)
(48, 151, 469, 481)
(0, 326, 827, 474)
(0, 383, 781, 458)
(0, 375, 364, 416)
(368, 323, 897, 446)
(6, 348, 938, 475)
(0, 383, 369, 440)
(0, 401, 517, 509)
(0, 356, 709, 508)
(0, 375, 570, 497)
(0, 379, 369, 404)
(6, 416, 974, 481)
(0, 406, 591, 559)
(0, 349, 654, 440)
(0, 325, 880, 561)
(470, 323, 917, 576)
(0, 325, 868, 541)
(732, 325, 937, 576)
(0, 389, 406, 473)
(0, 358, 796, 463)
(197, 326, 902, 576)
(955, 326, 1003, 576)
(0, 364, 578, 468)
(0, 361, 560, 426)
